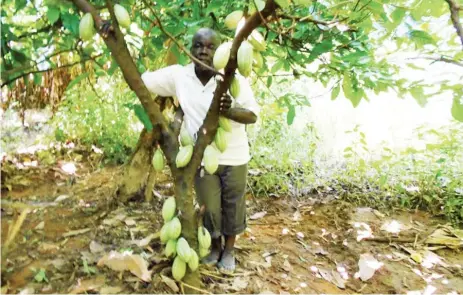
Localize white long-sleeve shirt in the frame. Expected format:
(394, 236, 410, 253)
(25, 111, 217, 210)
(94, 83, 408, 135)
(141, 63, 260, 166)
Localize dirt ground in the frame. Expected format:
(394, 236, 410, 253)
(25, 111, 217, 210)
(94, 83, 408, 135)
(1, 149, 462, 294)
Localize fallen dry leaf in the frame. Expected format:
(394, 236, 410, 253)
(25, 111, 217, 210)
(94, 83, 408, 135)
(69, 275, 105, 294)
(160, 275, 179, 293)
(331, 270, 346, 289)
(250, 211, 267, 220)
(35, 221, 45, 230)
(131, 233, 159, 248)
(99, 286, 123, 294)
(283, 259, 292, 272)
(18, 287, 35, 295)
(124, 218, 136, 226)
(97, 251, 152, 282)
(90, 241, 105, 254)
(355, 253, 383, 281)
(231, 277, 248, 291)
(63, 228, 91, 238)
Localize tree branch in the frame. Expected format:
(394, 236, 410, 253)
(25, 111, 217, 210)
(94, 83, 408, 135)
(445, 0, 463, 50)
(140, 0, 224, 77)
(0, 56, 101, 87)
(70, 0, 178, 166)
(407, 55, 463, 67)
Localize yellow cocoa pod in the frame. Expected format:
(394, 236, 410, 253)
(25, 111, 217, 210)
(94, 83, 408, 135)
(162, 197, 176, 222)
(198, 226, 212, 249)
(224, 10, 243, 29)
(172, 256, 187, 281)
(152, 148, 164, 172)
(203, 145, 219, 175)
(237, 41, 253, 77)
(275, 0, 291, 9)
(213, 42, 232, 70)
(114, 4, 131, 28)
(165, 239, 177, 258)
(176, 237, 192, 263)
(79, 13, 95, 41)
(160, 223, 170, 244)
(248, 30, 266, 52)
(176, 145, 193, 168)
(188, 249, 199, 271)
(214, 127, 228, 153)
(199, 247, 209, 258)
(230, 77, 241, 98)
(253, 51, 263, 68)
(168, 217, 182, 240)
(180, 125, 194, 146)
(219, 116, 232, 132)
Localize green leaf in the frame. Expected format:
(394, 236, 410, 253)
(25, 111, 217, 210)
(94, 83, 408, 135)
(331, 84, 340, 100)
(47, 7, 60, 24)
(62, 12, 80, 37)
(409, 86, 427, 107)
(408, 30, 436, 48)
(451, 97, 463, 122)
(406, 63, 425, 70)
(15, 0, 27, 11)
(66, 73, 89, 91)
(34, 73, 42, 85)
(286, 104, 296, 125)
(11, 49, 27, 63)
(133, 104, 153, 131)
(308, 39, 333, 61)
(271, 59, 285, 73)
(342, 73, 363, 107)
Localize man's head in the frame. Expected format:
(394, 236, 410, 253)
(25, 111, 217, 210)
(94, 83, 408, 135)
(190, 28, 220, 72)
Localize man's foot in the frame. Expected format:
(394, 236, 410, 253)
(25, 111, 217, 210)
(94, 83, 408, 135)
(217, 250, 235, 275)
(201, 247, 221, 265)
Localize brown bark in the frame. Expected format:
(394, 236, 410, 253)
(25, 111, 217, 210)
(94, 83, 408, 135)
(445, 0, 463, 50)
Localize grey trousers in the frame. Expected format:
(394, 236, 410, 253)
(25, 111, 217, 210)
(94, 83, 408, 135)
(195, 164, 248, 239)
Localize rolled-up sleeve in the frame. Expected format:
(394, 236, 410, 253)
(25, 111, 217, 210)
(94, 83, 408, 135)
(235, 75, 260, 118)
(141, 65, 182, 97)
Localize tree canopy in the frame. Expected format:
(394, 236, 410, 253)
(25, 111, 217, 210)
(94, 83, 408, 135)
(2, 0, 462, 123)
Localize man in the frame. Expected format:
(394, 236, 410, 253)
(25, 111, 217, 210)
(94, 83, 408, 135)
(141, 28, 259, 274)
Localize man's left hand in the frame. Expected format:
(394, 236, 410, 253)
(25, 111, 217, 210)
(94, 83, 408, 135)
(220, 92, 232, 115)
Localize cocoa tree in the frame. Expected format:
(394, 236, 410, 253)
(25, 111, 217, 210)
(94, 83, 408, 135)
(2, 0, 463, 290)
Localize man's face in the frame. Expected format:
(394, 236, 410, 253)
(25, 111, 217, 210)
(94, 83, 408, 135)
(191, 29, 220, 71)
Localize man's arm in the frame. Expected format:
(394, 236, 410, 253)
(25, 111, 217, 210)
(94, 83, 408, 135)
(222, 103, 257, 124)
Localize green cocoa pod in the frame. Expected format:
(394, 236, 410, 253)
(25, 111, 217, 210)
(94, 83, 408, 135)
(168, 217, 182, 240)
(152, 148, 165, 172)
(172, 256, 187, 281)
(176, 237, 192, 263)
(219, 116, 232, 132)
(79, 13, 95, 41)
(165, 239, 177, 258)
(213, 42, 232, 70)
(224, 10, 243, 29)
(176, 145, 193, 168)
(248, 30, 266, 52)
(198, 226, 212, 249)
(162, 197, 176, 222)
(237, 41, 253, 77)
(199, 246, 210, 259)
(114, 4, 131, 28)
(253, 50, 264, 68)
(188, 249, 199, 271)
(180, 125, 194, 146)
(214, 127, 228, 153)
(203, 145, 219, 175)
(160, 223, 170, 244)
(230, 77, 241, 98)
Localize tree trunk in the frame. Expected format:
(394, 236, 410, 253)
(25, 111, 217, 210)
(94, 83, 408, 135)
(174, 174, 201, 293)
(118, 129, 156, 203)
